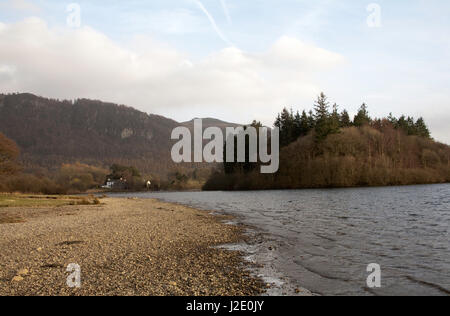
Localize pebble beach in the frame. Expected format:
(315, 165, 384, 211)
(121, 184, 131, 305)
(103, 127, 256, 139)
(0, 197, 264, 296)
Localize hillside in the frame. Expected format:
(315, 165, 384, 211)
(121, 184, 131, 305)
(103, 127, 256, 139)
(181, 118, 243, 132)
(204, 94, 450, 190)
(205, 125, 450, 191)
(0, 93, 234, 178)
(3, 92, 448, 192)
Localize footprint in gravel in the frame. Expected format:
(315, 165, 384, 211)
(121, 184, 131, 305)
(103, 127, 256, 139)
(56, 241, 84, 246)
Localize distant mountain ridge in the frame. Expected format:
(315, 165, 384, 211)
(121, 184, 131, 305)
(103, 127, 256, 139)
(182, 118, 243, 129)
(0, 93, 242, 177)
(181, 118, 245, 138)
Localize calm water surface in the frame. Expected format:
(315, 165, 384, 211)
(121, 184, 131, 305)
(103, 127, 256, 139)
(111, 184, 450, 296)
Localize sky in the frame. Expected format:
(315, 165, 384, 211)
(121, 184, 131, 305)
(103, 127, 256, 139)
(0, 0, 449, 143)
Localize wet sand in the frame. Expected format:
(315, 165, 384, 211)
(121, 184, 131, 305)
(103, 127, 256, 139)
(0, 198, 264, 296)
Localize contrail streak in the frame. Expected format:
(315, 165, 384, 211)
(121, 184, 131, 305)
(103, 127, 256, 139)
(195, 0, 233, 46)
(220, 0, 232, 24)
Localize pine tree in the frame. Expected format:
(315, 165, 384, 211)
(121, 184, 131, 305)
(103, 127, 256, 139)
(406, 116, 416, 135)
(275, 108, 295, 147)
(308, 110, 315, 130)
(300, 110, 311, 136)
(293, 110, 312, 139)
(340, 110, 351, 127)
(223, 121, 263, 175)
(274, 113, 282, 130)
(353, 103, 371, 127)
(313, 93, 333, 142)
(397, 115, 407, 131)
(387, 113, 397, 126)
(313, 93, 330, 122)
(415, 117, 430, 138)
(293, 110, 302, 139)
(330, 103, 341, 133)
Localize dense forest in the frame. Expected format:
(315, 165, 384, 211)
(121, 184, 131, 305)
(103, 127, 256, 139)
(204, 93, 450, 190)
(0, 132, 107, 194)
(0, 93, 213, 192)
(0, 93, 179, 176)
(2, 92, 449, 193)
(0, 131, 200, 193)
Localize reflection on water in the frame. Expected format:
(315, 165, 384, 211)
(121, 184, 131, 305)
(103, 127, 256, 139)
(110, 184, 450, 296)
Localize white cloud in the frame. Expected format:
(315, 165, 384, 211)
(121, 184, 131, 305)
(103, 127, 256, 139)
(0, 18, 344, 124)
(268, 36, 344, 71)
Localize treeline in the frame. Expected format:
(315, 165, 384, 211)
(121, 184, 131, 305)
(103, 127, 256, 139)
(274, 93, 430, 146)
(164, 167, 213, 191)
(0, 93, 216, 191)
(0, 132, 111, 193)
(204, 93, 450, 190)
(0, 131, 209, 193)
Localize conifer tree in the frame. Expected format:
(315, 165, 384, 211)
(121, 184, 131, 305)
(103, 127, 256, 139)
(313, 93, 333, 142)
(387, 113, 397, 126)
(406, 116, 416, 135)
(353, 103, 371, 127)
(308, 110, 315, 130)
(300, 110, 311, 136)
(397, 115, 407, 130)
(313, 93, 330, 122)
(330, 103, 341, 133)
(415, 117, 430, 138)
(275, 108, 295, 147)
(293, 110, 302, 139)
(340, 110, 352, 127)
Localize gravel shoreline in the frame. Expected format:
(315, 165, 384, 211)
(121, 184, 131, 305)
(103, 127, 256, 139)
(0, 198, 264, 296)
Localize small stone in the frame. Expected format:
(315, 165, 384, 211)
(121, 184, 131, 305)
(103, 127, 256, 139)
(18, 269, 29, 276)
(12, 276, 24, 282)
(295, 288, 302, 293)
(169, 281, 177, 286)
(37, 247, 43, 252)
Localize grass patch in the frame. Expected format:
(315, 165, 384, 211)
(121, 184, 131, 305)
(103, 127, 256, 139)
(0, 194, 104, 225)
(0, 194, 103, 208)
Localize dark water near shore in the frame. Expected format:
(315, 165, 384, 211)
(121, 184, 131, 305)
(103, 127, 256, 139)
(111, 184, 450, 296)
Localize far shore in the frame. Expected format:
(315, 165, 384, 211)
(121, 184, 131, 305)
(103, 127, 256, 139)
(89, 181, 450, 196)
(0, 195, 265, 296)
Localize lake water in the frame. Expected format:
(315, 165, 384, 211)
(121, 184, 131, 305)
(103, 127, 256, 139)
(110, 184, 450, 296)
